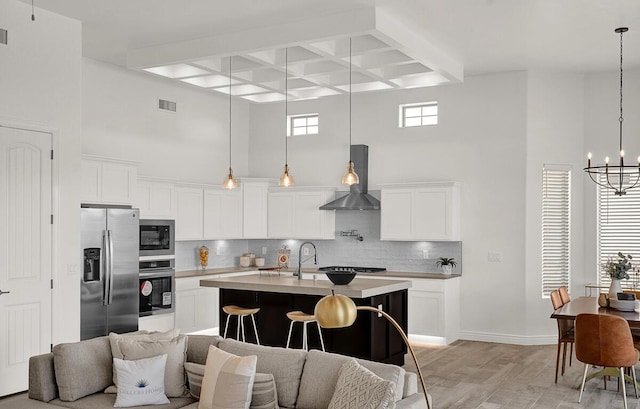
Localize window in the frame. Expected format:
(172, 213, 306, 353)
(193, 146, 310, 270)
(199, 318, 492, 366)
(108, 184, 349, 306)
(287, 114, 318, 136)
(399, 102, 438, 128)
(597, 177, 640, 289)
(541, 166, 571, 297)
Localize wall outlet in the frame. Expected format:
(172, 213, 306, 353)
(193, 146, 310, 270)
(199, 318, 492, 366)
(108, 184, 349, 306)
(303, 247, 310, 256)
(215, 247, 221, 256)
(262, 247, 267, 255)
(422, 250, 429, 259)
(488, 252, 502, 262)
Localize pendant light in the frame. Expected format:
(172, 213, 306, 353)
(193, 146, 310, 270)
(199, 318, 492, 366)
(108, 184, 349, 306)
(223, 56, 239, 189)
(341, 38, 359, 186)
(584, 27, 640, 196)
(279, 47, 295, 187)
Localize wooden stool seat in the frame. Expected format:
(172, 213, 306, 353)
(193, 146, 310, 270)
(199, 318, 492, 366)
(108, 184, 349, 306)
(223, 305, 260, 316)
(286, 311, 316, 322)
(286, 310, 324, 351)
(222, 305, 260, 345)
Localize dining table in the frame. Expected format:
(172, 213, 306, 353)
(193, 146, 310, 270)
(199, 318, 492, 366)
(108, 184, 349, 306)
(551, 296, 640, 388)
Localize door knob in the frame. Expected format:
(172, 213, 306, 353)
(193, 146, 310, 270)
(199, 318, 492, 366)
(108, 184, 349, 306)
(0, 290, 10, 296)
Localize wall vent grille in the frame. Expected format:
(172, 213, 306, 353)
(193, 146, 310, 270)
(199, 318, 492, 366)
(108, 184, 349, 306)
(158, 99, 177, 112)
(0, 29, 8, 45)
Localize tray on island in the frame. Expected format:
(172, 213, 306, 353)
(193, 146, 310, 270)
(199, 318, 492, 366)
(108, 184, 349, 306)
(609, 299, 639, 312)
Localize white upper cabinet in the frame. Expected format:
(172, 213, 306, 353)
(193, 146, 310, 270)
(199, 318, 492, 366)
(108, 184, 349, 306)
(81, 156, 138, 205)
(203, 188, 243, 239)
(268, 187, 336, 239)
(380, 182, 461, 241)
(135, 178, 176, 219)
(242, 179, 272, 239)
(175, 186, 204, 240)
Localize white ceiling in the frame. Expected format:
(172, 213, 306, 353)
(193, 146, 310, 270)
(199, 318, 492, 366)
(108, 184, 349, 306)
(20, 0, 640, 102)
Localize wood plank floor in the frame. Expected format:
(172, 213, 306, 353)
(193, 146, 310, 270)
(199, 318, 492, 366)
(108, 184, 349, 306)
(407, 340, 640, 409)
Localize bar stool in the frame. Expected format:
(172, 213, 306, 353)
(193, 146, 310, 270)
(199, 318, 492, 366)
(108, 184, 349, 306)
(285, 311, 325, 351)
(222, 305, 260, 345)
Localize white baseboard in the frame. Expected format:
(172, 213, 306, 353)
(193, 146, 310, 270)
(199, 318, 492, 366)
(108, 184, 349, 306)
(408, 334, 447, 346)
(459, 330, 556, 345)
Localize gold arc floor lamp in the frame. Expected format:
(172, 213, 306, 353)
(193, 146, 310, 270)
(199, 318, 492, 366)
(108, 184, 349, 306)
(315, 291, 432, 409)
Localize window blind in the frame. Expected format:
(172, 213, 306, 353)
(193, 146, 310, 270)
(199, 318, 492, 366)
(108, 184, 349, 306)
(542, 167, 571, 297)
(597, 176, 640, 289)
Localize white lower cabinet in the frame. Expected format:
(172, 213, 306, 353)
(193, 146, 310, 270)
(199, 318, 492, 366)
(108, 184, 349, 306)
(139, 313, 175, 332)
(175, 275, 219, 334)
(407, 277, 460, 345)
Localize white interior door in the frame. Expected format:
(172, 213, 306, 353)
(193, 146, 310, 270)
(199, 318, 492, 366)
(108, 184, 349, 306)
(0, 126, 52, 396)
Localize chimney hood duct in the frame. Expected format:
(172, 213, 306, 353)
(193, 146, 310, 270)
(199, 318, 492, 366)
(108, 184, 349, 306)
(320, 145, 381, 211)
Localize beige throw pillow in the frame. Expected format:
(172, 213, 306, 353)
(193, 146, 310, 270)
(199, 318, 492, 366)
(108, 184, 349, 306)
(107, 328, 181, 391)
(328, 359, 396, 409)
(185, 362, 278, 409)
(199, 345, 257, 409)
(112, 335, 188, 397)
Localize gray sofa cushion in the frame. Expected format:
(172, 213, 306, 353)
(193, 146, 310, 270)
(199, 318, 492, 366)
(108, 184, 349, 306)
(47, 394, 195, 409)
(52, 336, 113, 402)
(184, 335, 222, 365)
(218, 338, 306, 409)
(28, 353, 58, 402)
(296, 350, 405, 409)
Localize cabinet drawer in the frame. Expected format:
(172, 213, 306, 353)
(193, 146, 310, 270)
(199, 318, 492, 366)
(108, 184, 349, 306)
(176, 275, 218, 291)
(410, 278, 445, 292)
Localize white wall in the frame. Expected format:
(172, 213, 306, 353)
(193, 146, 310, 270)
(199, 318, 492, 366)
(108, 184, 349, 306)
(249, 72, 533, 341)
(82, 59, 250, 183)
(524, 71, 585, 341)
(0, 0, 82, 344)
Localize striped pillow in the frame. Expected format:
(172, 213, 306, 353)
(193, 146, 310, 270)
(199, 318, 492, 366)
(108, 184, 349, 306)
(185, 362, 279, 409)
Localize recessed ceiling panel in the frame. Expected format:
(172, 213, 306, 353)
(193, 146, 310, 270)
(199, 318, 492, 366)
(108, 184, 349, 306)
(143, 64, 210, 78)
(181, 75, 239, 88)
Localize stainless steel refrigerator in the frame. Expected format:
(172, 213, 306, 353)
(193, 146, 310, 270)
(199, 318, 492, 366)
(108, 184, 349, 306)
(81, 206, 139, 340)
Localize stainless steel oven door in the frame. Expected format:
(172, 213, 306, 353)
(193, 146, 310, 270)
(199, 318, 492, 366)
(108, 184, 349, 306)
(139, 269, 174, 316)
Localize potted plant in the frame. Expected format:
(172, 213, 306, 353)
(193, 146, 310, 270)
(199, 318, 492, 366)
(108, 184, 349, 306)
(602, 252, 633, 298)
(436, 257, 457, 275)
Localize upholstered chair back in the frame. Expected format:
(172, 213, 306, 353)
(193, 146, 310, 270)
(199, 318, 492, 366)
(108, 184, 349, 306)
(575, 313, 638, 368)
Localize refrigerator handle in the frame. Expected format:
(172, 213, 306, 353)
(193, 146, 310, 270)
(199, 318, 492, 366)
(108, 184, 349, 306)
(102, 230, 109, 306)
(107, 230, 115, 305)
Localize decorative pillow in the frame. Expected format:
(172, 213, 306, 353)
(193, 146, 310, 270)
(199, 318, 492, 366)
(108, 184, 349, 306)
(199, 345, 258, 409)
(111, 335, 188, 397)
(185, 362, 278, 409)
(113, 354, 170, 408)
(107, 328, 181, 391)
(53, 336, 113, 402)
(328, 359, 397, 409)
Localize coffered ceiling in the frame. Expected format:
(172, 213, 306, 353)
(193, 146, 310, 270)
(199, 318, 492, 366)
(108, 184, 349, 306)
(19, 0, 640, 103)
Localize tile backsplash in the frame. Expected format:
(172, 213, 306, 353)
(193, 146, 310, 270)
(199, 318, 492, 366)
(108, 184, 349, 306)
(176, 209, 461, 275)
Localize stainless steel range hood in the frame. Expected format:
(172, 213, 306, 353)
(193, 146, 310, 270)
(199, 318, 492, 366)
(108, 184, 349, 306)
(320, 145, 381, 211)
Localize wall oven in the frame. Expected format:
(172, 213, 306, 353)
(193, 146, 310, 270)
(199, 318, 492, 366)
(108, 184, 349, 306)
(139, 219, 175, 258)
(139, 258, 175, 316)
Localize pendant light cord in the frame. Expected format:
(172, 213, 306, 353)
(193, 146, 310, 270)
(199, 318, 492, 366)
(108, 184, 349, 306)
(31, 0, 35, 21)
(349, 37, 352, 164)
(229, 57, 232, 170)
(285, 48, 288, 167)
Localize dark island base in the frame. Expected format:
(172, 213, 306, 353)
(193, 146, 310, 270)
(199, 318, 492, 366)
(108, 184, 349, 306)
(219, 288, 408, 366)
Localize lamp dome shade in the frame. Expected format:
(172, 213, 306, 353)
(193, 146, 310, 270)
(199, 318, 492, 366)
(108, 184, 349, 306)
(314, 293, 357, 328)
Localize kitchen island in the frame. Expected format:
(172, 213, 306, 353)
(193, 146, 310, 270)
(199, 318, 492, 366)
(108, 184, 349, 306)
(200, 274, 411, 365)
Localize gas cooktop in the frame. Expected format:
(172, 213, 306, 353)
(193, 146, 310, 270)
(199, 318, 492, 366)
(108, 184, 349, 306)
(318, 266, 387, 273)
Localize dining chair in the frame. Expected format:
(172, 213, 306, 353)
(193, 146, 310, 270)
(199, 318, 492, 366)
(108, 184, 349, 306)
(551, 289, 574, 383)
(559, 286, 571, 305)
(576, 313, 639, 409)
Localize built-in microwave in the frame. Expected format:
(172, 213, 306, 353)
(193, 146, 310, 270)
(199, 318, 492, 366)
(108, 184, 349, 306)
(139, 219, 175, 258)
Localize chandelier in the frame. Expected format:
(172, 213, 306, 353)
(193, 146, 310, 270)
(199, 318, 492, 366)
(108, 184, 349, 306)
(584, 27, 640, 196)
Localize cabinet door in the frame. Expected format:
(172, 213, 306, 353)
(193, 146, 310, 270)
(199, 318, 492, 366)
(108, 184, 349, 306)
(380, 190, 412, 240)
(407, 289, 443, 336)
(175, 289, 198, 334)
(139, 314, 175, 332)
(221, 190, 243, 239)
(243, 182, 268, 238)
(203, 189, 223, 239)
(268, 192, 295, 238)
(175, 188, 203, 240)
(197, 287, 219, 330)
(101, 161, 136, 205)
(81, 159, 102, 203)
(413, 189, 449, 240)
(294, 192, 321, 239)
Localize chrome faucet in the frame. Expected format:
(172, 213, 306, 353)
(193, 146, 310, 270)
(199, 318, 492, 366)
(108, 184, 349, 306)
(296, 241, 317, 280)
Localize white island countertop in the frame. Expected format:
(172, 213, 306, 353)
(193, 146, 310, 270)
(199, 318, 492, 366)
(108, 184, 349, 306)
(199, 273, 411, 298)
